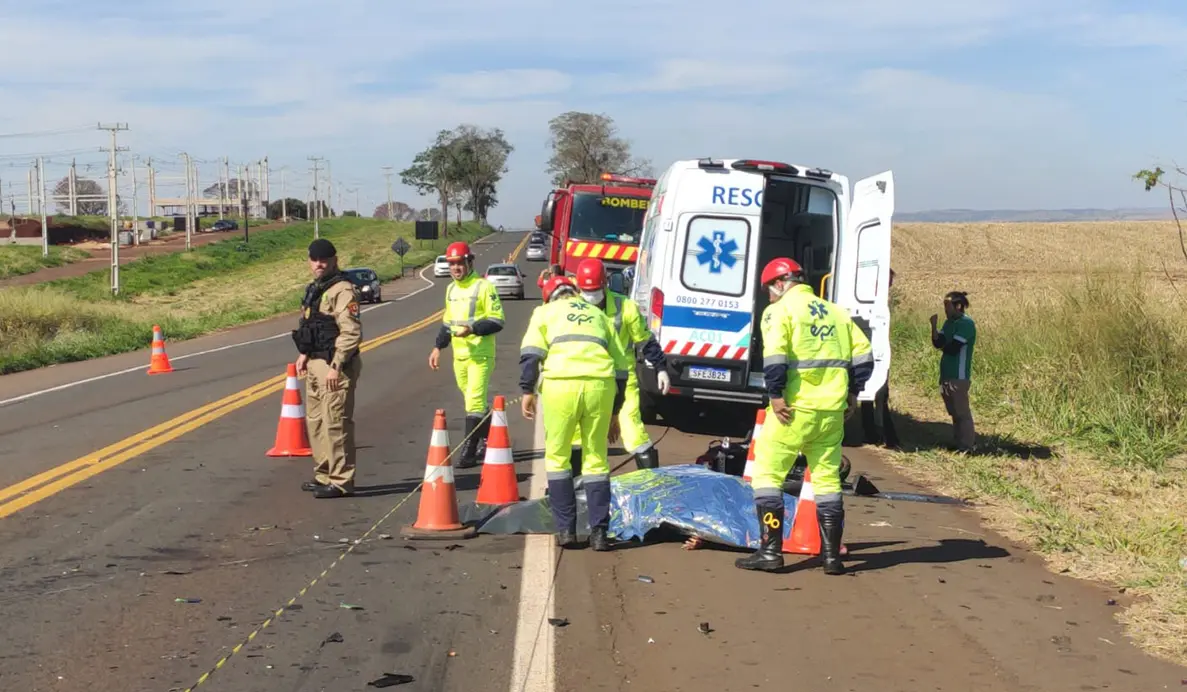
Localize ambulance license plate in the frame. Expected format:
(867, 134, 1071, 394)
(687, 366, 730, 383)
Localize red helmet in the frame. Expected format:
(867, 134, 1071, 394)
(574, 258, 606, 291)
(760, 258, 803, 286)
(542, 275, 577, 303)
(444, 241, 472, 262)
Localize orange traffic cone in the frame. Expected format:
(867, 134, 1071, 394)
(146, 325, 173, 375)
(783, 466, 848, 557)
(266, 363, 313, 457)
(784, 466, 821, 555)
(742, 408, 765, 484)
(402, 410, 477, 540)
(476, 396, 519, 505)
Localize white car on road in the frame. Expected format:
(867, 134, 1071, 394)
(433, 255, 450, 278)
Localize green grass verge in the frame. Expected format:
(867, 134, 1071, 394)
(883, 275, 1187, 666)
(0, 218, 493, 374)
(0, 245, 92, 280)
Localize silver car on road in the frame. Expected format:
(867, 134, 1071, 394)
(484, 263, 526, 300)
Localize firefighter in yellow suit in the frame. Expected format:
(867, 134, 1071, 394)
(428, 241, 505, 468)
(568, 258, 671, 472)
(736, 258, 874, 576)
(520, 275, 632, 551)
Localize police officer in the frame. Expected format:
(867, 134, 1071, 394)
(736, 258, 873, 574)
(292, 238, 364, 499)
(569, 258, 670, 471)
(520, 275, 631, 551)
(428, 241, 505, 468)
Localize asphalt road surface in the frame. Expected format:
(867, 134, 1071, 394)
(0, 230, 1183, 692)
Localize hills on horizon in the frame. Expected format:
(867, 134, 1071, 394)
(898, 207, 1176, 223)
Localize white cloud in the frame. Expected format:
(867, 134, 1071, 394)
(0, 0, 1180, 221)
(432, 70, 573, 100)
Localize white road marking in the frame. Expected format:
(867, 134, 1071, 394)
(0, 242, 507, 409)
(509, 408, 556, 692)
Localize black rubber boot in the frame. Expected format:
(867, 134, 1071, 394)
(634, 446, 659, 470)
(735, 498, 785, 572)
(586, 480, 612, 551)
(569, 447, 583, 479)
(456, 416, 482, 469)
(474, 413, 491, 462)
(548, 478, 578, 548)
(819, 508, 845, 575)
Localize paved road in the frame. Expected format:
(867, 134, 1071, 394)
(0, 229, 1182, 692)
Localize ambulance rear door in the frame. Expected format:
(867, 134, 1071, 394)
(832, 171, 894, 400)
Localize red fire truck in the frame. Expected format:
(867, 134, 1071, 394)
(537, 173, 656, 283)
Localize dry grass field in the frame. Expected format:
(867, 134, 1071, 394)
(882, 220, 1187, 665)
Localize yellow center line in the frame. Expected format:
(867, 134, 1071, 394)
(0, 235, 527, 519)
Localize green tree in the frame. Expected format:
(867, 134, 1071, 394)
(401, 129, 463, 236)
(267, 197, 306, 220)
(449, 124, 513, 225)
(545, 111, 651, 186)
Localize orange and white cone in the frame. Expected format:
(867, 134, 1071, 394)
(783, 467, 847, 556)
(742, 408, 765, 484)
(402, 409, 477, 540)
(146, 325, 174, 375)
(476, 396, 519, 505)
(266, 363, 313, 457)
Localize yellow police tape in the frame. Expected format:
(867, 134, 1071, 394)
(179, 233, 535, 690)
(182, 393, 526, 692)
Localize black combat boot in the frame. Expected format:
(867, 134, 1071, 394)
(818, 507, 846, 575)
(456, 416, 482, 469)
(634, 446, 659, 470)
(548, 477, 579, 548)
(735, 498, 785, 572)
(586, 480, 613, 552)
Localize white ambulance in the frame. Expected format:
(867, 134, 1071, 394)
(626, 158, 894, 421)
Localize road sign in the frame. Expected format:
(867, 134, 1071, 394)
(391, 237, 411, 256)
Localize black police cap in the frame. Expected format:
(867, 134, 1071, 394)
(308, 239, 336, 260)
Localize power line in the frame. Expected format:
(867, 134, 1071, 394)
(0, 125, 95, 139)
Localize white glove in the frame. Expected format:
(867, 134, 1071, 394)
(656, 370, 671, 395)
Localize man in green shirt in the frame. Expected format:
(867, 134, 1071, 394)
(930, 291, 976, 451)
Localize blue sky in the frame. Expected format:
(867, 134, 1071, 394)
(0, 0, 1184, 225)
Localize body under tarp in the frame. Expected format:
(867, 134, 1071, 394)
(468, 464, 802, 549)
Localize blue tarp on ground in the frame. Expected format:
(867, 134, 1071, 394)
(472, 464, 802, 549)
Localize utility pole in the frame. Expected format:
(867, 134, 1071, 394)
(181, 153, 193, 252)
(36, 157, 47, 258)
(263, 156, 270, 216)
(130, 156, 140, 246)
(99, 122, 129, 296)
(309, 156, 323, 238)
(239, 164, 246, 218)
(280, 167, 287, 222)
(27, 168, 33, 215)
(147, 157, 156, 218)
(222, 157, 230, 220)
(383, 166, 393, 221)
(69, 159, 78, 216)
(218, 156, 226, 220)
(354, 188, 360, 216)
(326, 160, 333, 218)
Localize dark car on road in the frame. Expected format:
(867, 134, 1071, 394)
(344, 267, 382, 303)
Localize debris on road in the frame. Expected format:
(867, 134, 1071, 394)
(378, 533, 393, 540)
(637, 575, 655, 584)
(698, 622, 712, 635)
(340, 603, 364, 610)
(322, 632, 344, 645)
(548, 618, 569, 627)
(174, 598, 201, 604)
(161, 570, 192, 575)
(367, 673, 415, 687)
